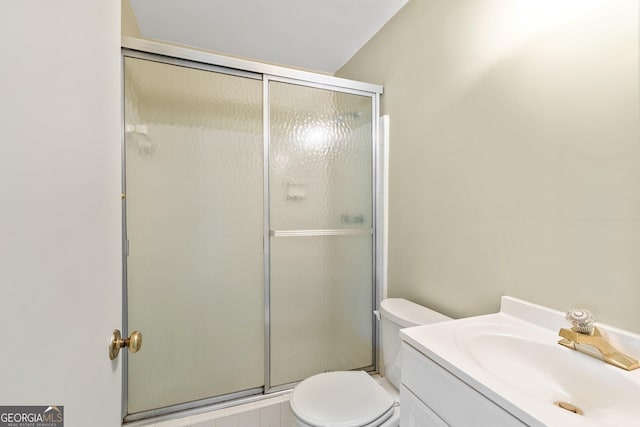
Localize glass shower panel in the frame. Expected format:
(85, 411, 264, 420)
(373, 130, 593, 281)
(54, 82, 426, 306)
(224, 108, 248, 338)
(269, 81, 374, 387)
(270, 235, 373, 385)
(269, 83, 373, 231)
(124, 57, 264, 413)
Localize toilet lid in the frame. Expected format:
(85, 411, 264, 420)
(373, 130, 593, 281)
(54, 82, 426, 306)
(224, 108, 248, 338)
(290, 371, 395, 427)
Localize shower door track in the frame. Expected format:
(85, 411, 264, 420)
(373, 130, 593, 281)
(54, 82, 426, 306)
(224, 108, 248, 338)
(121, 37, 383, 423)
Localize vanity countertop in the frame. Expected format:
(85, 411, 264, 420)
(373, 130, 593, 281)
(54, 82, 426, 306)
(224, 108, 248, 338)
(400, 296, 640, 427)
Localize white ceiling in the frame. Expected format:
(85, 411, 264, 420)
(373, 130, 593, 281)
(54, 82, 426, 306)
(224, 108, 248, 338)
(130, 0, 409, 73)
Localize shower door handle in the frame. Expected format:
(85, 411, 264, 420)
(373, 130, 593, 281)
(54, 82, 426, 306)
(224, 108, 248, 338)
(109, 329, 143, 360)
(270, 228, 373, 237)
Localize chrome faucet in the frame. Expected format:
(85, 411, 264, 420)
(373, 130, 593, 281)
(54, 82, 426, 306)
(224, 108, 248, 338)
(558, 309, 639, 371)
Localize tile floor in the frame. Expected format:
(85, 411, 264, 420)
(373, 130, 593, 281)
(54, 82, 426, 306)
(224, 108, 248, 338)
(140, 375, 396, 427)
(145, 394, 293, 427)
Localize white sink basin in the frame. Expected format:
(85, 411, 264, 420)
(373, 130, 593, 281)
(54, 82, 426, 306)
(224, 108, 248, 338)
(455, 321, 640, 426)
(401, 297, 640, 427)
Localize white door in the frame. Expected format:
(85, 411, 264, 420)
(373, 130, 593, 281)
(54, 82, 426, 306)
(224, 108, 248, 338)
(0, 2, 123, 427)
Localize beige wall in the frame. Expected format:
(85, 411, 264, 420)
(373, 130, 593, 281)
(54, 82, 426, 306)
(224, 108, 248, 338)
(338, 0, 640, 332)
(122, 0, 141, 37)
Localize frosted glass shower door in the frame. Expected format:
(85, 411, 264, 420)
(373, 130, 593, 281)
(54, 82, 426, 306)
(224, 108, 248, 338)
(124, 56, 264, 414)
(269, 80, 374, 387)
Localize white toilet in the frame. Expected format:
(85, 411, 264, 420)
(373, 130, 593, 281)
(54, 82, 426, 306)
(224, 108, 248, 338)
(289, 298, 452, 427)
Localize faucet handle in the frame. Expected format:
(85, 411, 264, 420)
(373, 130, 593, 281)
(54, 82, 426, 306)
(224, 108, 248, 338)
(566, 308, 595, 334)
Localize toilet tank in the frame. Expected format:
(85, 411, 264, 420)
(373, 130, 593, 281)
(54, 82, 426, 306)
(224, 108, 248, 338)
(379, 298, 452, 389)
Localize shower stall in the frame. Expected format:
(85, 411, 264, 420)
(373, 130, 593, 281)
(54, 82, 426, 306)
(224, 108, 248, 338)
(121, 38, 382, 421)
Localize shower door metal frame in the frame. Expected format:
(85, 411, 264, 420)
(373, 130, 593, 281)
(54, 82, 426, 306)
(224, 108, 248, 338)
(120, 36, 383, 423)
(263, 74, 380, 393)
(120, 50, 265, 423)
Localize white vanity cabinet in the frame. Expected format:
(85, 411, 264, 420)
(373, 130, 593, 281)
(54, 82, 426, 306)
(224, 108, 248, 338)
(400, 383, 448, 427)
(400, 343, 527, 427)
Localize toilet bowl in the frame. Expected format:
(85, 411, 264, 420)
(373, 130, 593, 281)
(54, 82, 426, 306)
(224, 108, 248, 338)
(290, 298, 452, 427)
(290, 371, 396, 427)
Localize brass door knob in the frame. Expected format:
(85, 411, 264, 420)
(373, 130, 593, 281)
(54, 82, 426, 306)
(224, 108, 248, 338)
(109, 329, 143, 360)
